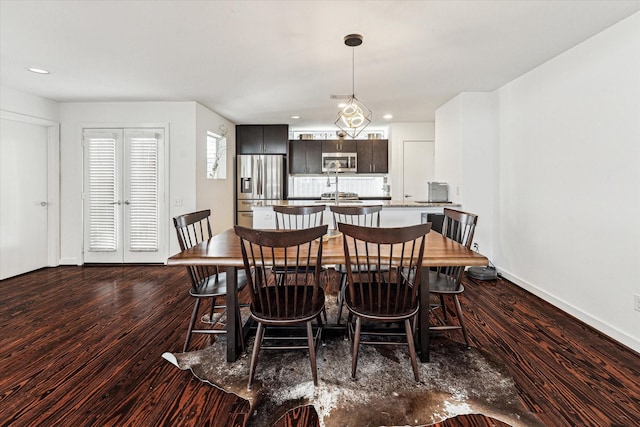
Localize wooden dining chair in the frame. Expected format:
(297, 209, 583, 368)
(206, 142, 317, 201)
(273, 204, 326, 230)
(338, 222, 432, 381)
(329, 204, 383, 325)
(273, 205, 328, 310)
(429, 208, 478, 347)
(173, 210, 248, 352)
(235, 224, 328, 389)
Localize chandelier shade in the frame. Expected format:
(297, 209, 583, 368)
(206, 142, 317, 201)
(335, 34, 371, 139)
(335, 95, 371, 138)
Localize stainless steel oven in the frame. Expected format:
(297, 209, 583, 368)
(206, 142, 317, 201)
(322, 152, 357, 172)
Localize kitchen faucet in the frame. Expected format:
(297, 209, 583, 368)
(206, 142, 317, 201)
(326, 160, 340, 205)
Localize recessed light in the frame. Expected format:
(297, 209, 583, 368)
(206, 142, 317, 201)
(383, 114, 393, 120)
(27, 67, 49, 74)
(291, 115, 301, 119)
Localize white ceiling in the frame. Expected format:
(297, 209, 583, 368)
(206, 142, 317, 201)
(1, 1, 639, 130)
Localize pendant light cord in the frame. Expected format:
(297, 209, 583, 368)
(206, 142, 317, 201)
(351, 48, 355, 97)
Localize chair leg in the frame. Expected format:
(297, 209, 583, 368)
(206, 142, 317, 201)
(207, 296, 216, 322)
(440, 294, 447, 322)
(405, 318, 420, 382)
(453, 295, 470, 348)
(336, 273, 347, 325)
(236, 300, 245, 352)
(306, 321, 318, 386)
(183, 297, 201, 352)
(351, 316, 362, 379)
(412, 313, 417, 337)
(247, 322, 265, 390)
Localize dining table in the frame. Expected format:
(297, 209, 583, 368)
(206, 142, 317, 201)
(167, 227, 488, 363)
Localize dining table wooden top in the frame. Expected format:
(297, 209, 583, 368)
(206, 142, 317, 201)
(167, 227, 488, 268)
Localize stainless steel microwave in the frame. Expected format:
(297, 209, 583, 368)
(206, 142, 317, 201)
(322, 152, 357, 172)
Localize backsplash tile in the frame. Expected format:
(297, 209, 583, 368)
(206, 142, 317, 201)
(288, 176, 386, 198)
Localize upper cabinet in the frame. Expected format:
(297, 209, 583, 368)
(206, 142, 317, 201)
(289, 140, 322, 174)
(357, 139, 389, 173)
(322, 139, 357, 153)
(236, 125, 288, 154)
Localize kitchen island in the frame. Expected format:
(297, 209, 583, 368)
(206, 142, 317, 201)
(251, 200, 460, 229)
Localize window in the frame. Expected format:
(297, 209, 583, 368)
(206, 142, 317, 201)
(207, 132, 227, 179)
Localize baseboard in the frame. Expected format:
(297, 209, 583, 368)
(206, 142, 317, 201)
(59, 257, 82, 266)
(497, 268, 640, 354)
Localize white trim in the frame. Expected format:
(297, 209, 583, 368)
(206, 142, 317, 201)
(498, 268, 640, 354)
(1, 109, 60, 269)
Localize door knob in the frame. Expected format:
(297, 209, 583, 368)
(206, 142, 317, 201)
(405, 194, 412, 198)
(124, 200, 130, 205)
(40, 201, 48, 206)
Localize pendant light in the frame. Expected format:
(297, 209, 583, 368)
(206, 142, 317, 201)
(335, 34, 371, 139)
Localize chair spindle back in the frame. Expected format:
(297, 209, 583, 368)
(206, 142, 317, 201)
(173, 210, 218, 291)
(273, 205, 325, 230)
(339, 222, 431, 317)
(435, 208, 479, 283)
(330, 205, 382, 229)
(235, 225, 328, 319)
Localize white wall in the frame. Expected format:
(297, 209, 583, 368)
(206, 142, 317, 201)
(435, 93, 498, 258)
(0, 85, 59, 122)
(195, 103, 237, 235)
(388, 122, 435, 201)
(496, 12, 640, 351)
(436, 12, 640, 351)
(58, 102, 197, 263)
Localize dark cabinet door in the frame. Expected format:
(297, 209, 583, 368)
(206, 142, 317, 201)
(236, 125, 263, 154)
(237, 125, 288, 154)
(263, 125, 288, 154)
(289, 140, 323, 174)
(371, 139, 389, 173)
(289, 141, 307, 174)
(305, 141, 323, 174)
(322, 139, 357, 153)
(356, 140, 373, 173)
(357, 139, 388, 173)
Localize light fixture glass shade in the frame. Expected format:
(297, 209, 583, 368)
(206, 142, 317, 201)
(334, 95, 371, 139)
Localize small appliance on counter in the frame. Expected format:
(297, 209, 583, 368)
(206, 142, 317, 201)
(427, 182, 449, 202)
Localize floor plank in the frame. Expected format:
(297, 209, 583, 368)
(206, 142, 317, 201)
(1, 266, 638, 426)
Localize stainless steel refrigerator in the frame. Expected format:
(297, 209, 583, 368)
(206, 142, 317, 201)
(236, 154, 285, 227)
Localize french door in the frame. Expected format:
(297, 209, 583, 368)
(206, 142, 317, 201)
(83, 128, 166, 263)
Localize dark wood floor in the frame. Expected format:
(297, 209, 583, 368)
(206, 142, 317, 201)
(1, 265, 638, 426)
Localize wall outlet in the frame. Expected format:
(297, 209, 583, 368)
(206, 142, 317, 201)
(174, 197, 183, 206)
(635, 294, 640, 312)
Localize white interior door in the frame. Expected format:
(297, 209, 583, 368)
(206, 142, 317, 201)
(402, 140, 434, 203)
(83, 128, 165, 263)
(0, 119, 49, 279)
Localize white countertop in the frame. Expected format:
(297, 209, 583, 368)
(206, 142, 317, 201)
(249, 200, 460, 208)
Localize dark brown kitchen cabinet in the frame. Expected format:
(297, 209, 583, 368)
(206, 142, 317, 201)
(357, 139, 389, 173)
(322, 139, 357, 153)
(236, 125, 288, 154)
(289, 140, 322, 174)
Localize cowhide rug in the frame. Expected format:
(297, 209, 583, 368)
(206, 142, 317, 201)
(163, 296, 544, 427)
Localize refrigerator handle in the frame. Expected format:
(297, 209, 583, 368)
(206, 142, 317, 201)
(257, 157, 263, 197)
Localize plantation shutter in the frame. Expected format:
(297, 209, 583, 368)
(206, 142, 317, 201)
(85, 130, 120, 252)
(125, 130, 159, 252)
